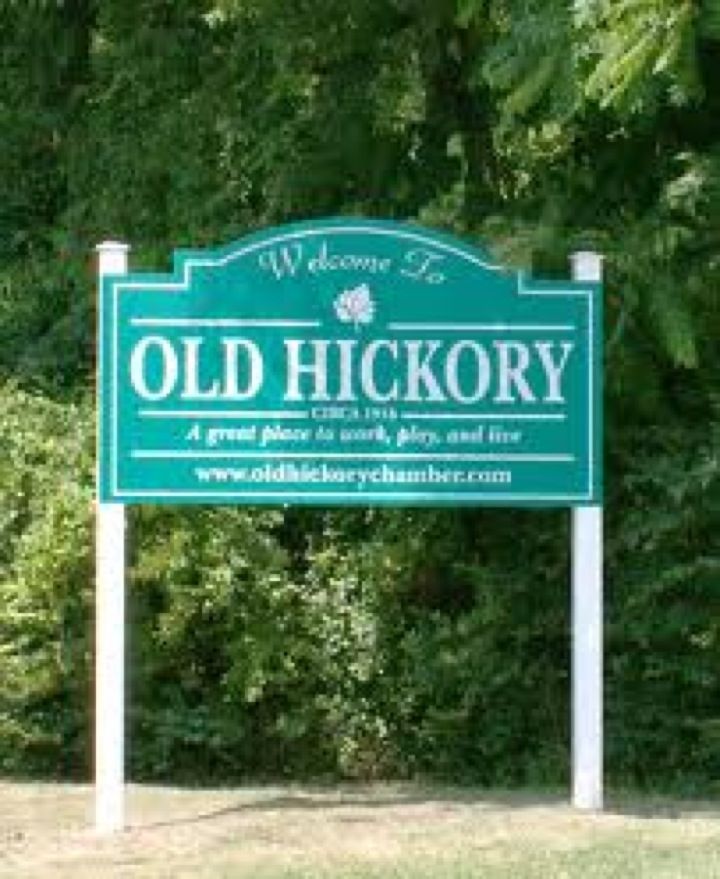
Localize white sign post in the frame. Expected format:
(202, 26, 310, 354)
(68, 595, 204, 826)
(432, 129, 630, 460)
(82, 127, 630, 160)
(95, 241, 130, 833)
(570, 251, 604, 810)
(92, 226, 604, 833)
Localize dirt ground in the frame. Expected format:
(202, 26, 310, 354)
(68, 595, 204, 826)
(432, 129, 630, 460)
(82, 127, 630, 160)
(1, 782, 719, 878)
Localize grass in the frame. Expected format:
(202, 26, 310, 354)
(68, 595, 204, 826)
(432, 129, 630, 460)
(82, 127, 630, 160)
(0, 782, 719, 878)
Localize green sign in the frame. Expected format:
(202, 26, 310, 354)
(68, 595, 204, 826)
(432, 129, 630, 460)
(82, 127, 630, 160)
(99, 219, 602, 505)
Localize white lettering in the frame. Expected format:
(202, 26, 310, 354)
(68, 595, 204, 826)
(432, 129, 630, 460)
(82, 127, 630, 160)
(308, 241, 391, 275)
(535, 341, 574, 403)
(405, 340, 446, 402)
(336, 339, 357, 401)
(401, 249, 446, 284)
(129, 336, 178, 401)
(284, 340, 330, 401)
(258, 243, 304, 279)
(445, 341, 491, 403)
(360, 340, 399, 402)
(181, 338, 221, 400)
(221, 338, 264, 401)
(494, 341, 535, 403)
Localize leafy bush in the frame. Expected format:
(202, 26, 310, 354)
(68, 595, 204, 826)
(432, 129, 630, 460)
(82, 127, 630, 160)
(0, 385, 94, 776)
(0, 0, 718, 792)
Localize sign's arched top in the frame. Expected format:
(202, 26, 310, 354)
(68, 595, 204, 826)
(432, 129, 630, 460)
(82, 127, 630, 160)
(173, 217, 509, 282)
(99, 218, 602, 506)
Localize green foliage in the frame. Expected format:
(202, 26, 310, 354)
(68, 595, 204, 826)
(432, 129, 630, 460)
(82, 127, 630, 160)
(0, 0, 718, 791)
(606, 419, 720, 790)
(0, 386, 94, 775)
(576, 0, 700, 112)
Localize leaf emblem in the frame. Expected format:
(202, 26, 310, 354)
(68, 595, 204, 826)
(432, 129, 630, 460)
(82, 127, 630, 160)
(334, 284, 375, 330)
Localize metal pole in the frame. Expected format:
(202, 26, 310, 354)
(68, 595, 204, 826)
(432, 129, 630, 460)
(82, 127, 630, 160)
(570, 251, 604, 810)
(95, 241, 130, 833)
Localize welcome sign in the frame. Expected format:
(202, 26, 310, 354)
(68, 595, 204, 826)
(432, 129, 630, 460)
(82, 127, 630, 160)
(99, 219, 602, 505)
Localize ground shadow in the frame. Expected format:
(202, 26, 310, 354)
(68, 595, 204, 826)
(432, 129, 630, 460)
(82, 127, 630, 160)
(130, 783, 720, 831)
(131, 784, 573, 831)
(603, 794, 720, 821)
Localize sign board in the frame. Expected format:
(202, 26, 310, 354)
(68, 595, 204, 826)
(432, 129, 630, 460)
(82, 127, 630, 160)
(99, 219, 601, 505)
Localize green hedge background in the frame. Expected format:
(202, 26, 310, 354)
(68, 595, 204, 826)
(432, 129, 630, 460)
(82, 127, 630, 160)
(0, 0, 718, 791)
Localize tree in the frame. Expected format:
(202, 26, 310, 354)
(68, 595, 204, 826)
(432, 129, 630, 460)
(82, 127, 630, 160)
(0, 0, 717, 787)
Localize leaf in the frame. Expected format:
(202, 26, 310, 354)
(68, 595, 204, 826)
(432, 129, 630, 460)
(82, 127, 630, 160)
(503, 53, 559, 117)
(334, 284, 375, 329)
(699, 0, 720, 40)
(646, 278, 698, 368)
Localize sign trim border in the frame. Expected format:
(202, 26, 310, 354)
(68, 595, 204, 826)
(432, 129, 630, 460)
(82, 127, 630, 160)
(101, 219, 601, 506)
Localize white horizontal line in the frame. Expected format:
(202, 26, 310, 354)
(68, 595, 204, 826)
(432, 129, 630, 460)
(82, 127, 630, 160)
(129, 318, 321, 328)
(139, 410, 310, 420)
(115, 490, 590, 502)
(131, 451, 575, 462)
(401, 413, 566, 421)
(387, 323, 575, 332)
(139, 410, 564, 422)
